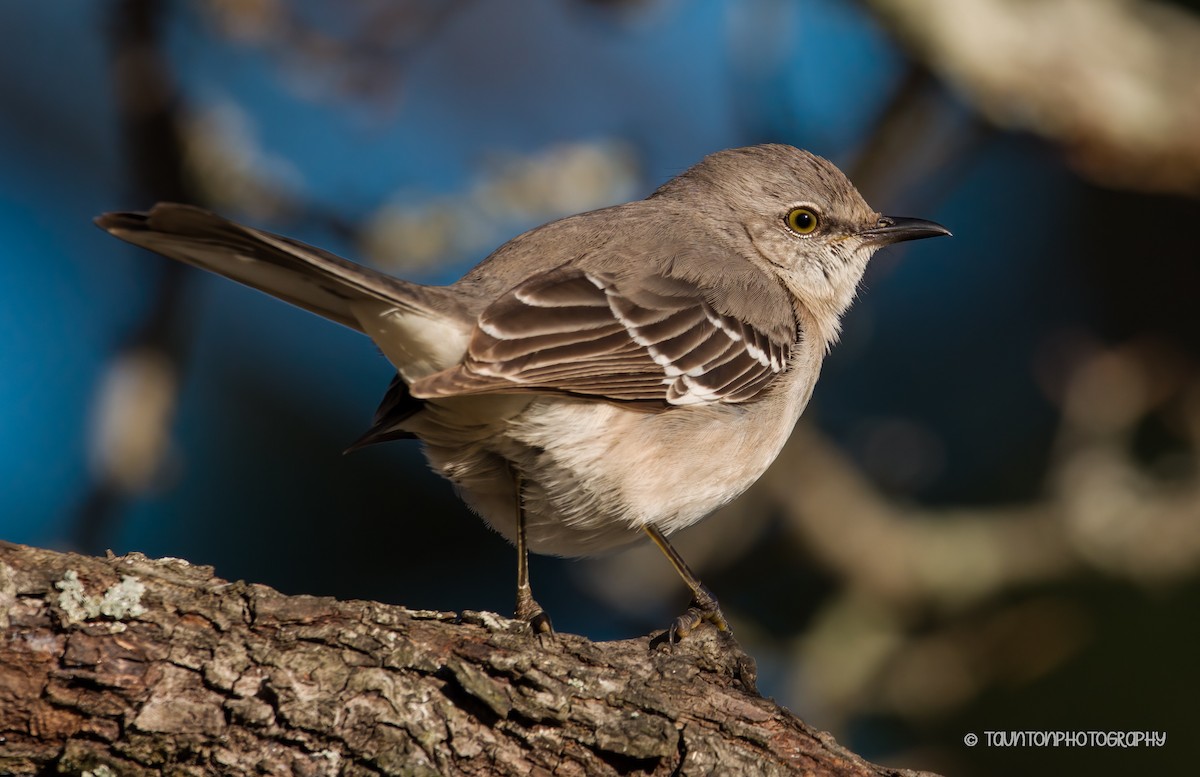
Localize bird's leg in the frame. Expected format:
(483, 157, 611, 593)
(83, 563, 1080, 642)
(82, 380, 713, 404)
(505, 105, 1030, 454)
(643, 525, 730, 641)
(512, 469, 553, 635)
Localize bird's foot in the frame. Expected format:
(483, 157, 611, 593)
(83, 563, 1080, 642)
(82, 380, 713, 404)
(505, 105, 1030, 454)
(668, 583, 730, 643)
(515, 584, 554, 636)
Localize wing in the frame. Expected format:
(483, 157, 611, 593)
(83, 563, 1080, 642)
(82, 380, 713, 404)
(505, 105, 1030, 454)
(410, 267, 795, 407)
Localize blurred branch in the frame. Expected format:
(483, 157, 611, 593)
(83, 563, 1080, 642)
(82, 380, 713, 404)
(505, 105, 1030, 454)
(847, 64, 991, 210)
(360, 141, 640, 275)
(199, 0, 469, 102)
(770, 338, 1200, 607)
(76, 0, 198, 551)
(764, 337, 1200, 719)
(865, 0, 1200, 193)
(0, 542, 939, 777)
(177, 110, 641, 274)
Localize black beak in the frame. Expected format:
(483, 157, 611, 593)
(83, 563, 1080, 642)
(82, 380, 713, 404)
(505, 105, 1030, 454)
(859, 216, 952, 244)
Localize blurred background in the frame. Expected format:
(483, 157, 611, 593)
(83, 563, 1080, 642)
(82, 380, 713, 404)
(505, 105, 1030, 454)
(3, 0, 1199, 774)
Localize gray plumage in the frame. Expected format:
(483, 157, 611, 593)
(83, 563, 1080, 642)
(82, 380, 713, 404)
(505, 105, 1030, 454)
(98, 143, 948, 570)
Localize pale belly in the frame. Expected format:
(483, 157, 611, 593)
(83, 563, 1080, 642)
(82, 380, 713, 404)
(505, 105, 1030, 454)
(407, 371, 815, 557)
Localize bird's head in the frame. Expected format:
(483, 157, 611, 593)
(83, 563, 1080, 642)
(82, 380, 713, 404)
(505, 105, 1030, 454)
(657, 144, 950, 339)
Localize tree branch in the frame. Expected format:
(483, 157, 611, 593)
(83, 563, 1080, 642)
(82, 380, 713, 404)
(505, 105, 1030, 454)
(865, 0, 1200, 193)
(0, 542, 937, 776)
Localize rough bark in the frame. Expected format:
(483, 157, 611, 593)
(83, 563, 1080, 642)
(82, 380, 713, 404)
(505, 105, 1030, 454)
(0, 542, 937, 776)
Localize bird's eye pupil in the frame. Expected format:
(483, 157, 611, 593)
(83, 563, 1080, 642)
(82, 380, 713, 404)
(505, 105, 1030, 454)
(786, 207, 818, 235)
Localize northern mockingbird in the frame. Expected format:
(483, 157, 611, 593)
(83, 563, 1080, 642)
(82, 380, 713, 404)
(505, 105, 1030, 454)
(98, 144, 949, 639)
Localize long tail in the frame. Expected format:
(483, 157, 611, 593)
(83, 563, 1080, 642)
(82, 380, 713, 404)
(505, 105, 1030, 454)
(97, 203, 468, 333)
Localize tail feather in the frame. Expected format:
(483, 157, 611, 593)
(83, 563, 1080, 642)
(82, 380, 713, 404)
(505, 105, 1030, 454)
(96, 203, 471, 333)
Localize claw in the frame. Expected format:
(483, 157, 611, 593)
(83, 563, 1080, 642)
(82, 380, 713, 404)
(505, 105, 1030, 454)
(528, 610, 554, 636)
(515, 582, 554, 636)
(668, 584, 730, 643)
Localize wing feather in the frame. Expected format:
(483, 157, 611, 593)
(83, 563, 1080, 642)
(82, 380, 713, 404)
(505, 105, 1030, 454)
(411, 267, 797, 407)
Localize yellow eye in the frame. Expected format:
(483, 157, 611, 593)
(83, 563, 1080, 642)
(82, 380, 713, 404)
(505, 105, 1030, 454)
(785, 207, 819, 235)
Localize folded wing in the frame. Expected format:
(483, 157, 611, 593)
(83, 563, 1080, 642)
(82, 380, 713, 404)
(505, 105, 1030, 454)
(411, 267, 795, 407)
